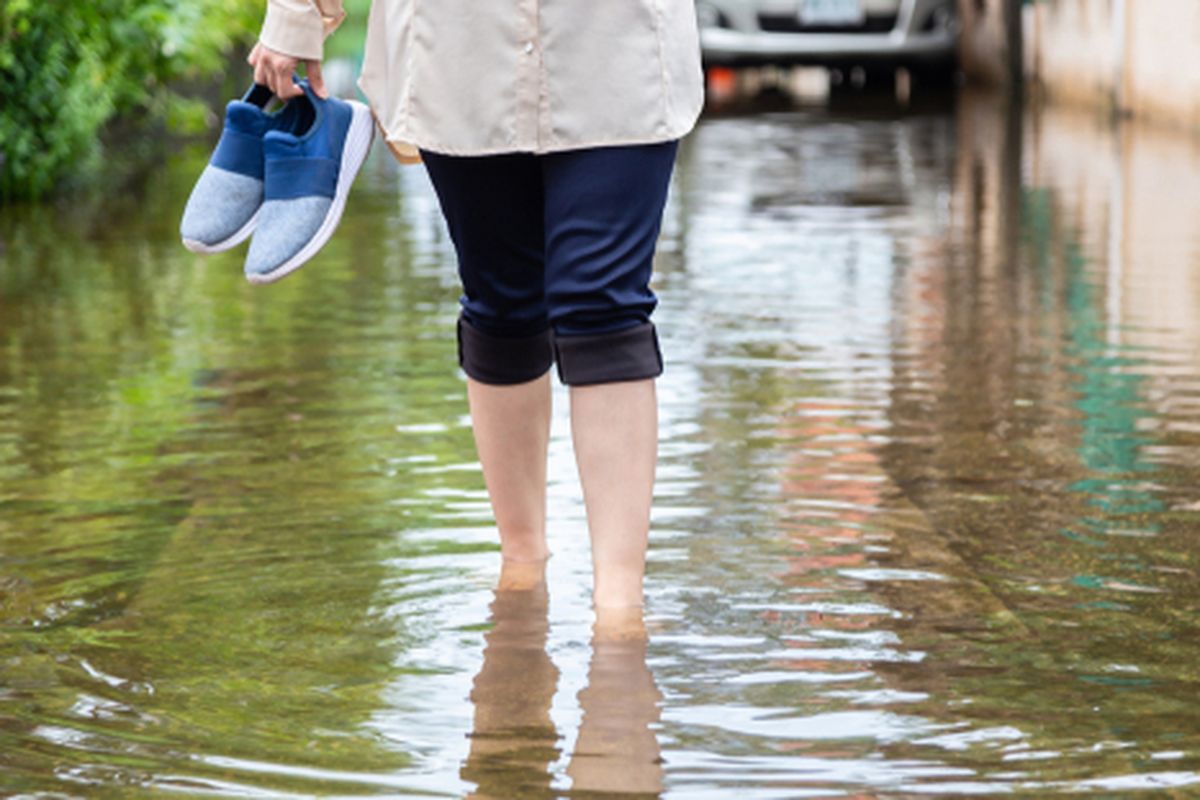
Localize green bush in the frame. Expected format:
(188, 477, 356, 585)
(0, 0, 262, 201)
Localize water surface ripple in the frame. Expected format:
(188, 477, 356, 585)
(3, 91, 1200, 796)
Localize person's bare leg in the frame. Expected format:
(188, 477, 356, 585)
(468, 373, 553, 563)
(570, 378, 657, 609)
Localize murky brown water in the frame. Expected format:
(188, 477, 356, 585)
(4, 86, 1200, 796)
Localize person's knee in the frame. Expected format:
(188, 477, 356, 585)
(457, 315, 554, 385)
(552, 321, 663, 387)
(457, 313, 664, 387)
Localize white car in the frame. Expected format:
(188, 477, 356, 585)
(696, 0, 957, 80)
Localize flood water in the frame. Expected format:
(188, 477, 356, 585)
(4, 86, 1200, 796)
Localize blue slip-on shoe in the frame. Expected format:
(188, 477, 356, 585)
(180, 83, 297, 254)
(243, 80, 374, 284)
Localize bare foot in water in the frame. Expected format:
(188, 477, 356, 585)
(496, 555, 550, 591)
(593, 604, 651, 642)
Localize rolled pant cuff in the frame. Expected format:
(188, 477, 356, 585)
(457, 316, 553, 385)
(553, 322, 664, 386)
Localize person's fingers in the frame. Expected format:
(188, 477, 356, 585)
(253, 56, 268, 90)
(247, 42, 260, 67)
(268, 67, 286, 98)
(305, 60, 328, 99)
(248, 43, 301, 99)
(273, 61, 302, 98)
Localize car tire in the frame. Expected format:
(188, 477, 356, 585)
(860, 64, 897, 94)
(908, 60, 958, 93)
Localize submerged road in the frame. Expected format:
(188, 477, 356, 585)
(3, 86, 1200, 796)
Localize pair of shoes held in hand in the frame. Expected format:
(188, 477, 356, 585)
(180, 79, 374, 284)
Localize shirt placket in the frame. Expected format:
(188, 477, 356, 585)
(514, 0, 542, 150)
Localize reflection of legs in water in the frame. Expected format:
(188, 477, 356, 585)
(461, 558, 560, 800)
(567, 606, 664, 796)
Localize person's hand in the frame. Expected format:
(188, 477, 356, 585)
(248, 41, 328, 100)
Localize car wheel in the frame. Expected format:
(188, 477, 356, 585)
(859, 65, 897, 94)
(908, 60, 958, 93)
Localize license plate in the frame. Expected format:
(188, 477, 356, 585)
(798, 0, 864, 25)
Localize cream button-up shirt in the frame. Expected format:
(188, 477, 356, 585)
(259, 0, 706, 163)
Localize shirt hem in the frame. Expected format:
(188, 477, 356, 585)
(358, 65, 703, 162)
(374, 116, 702, 161)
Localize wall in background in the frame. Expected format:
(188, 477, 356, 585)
(960, 0, 1200, 131)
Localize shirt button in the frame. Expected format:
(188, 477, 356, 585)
(523, 41, 534, 54)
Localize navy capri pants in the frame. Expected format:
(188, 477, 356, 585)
(419, 139, 679, 386)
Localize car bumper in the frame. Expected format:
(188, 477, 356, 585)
(698, 0, 958, 67)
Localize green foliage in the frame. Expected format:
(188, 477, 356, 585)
(0, 0, 263, 200)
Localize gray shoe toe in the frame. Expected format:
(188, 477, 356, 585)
(244, 196, 333, 280)
(180, 167, 263, 249)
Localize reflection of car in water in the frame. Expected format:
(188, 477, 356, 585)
(695, 0, 958, 85)
(672, 102, 956, 357)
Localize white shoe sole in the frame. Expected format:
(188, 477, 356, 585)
(182, 203, 261, 254)
(245, 101, 375, 285)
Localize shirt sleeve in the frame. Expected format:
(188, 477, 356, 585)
(259, 0, 346, 61)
